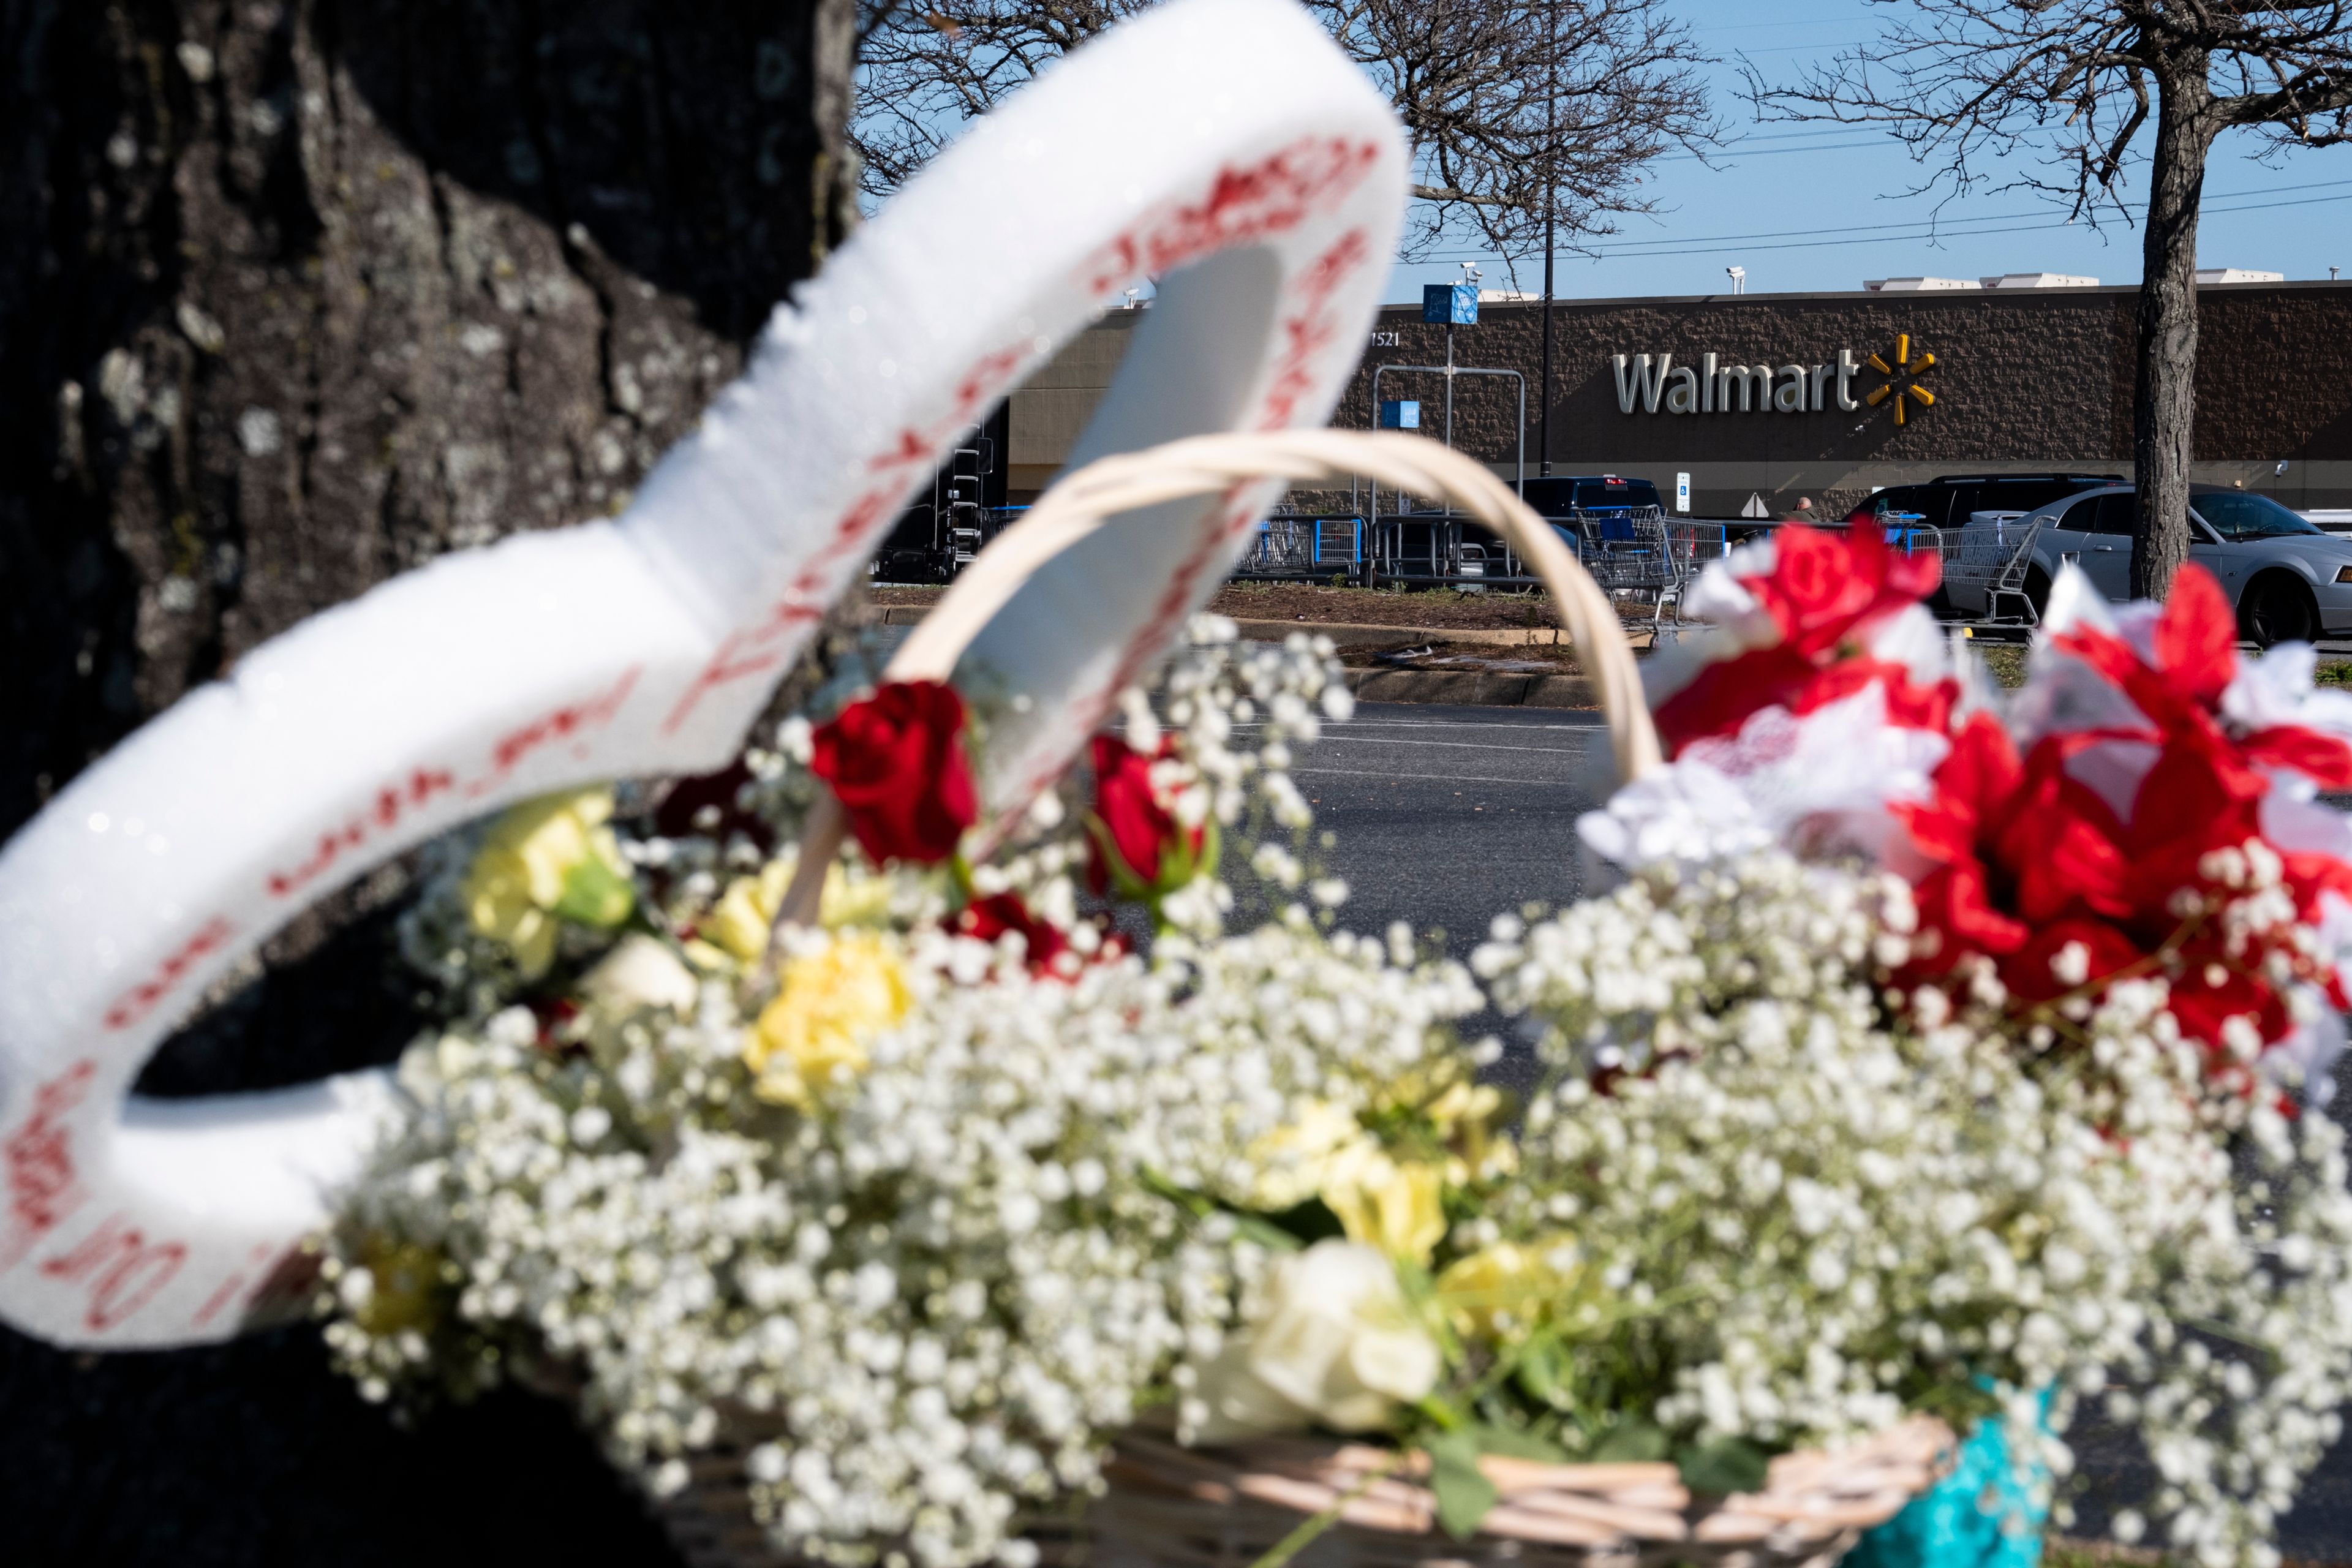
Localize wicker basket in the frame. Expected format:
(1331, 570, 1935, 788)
(657, 1408, 1954, 1568)
(669, 429, 1954, 1567)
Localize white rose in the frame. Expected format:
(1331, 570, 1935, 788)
(581, 933, 699, 1014)
(1190, 1240, 1441, 1444)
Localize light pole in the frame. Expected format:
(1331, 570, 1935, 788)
(1446, 261, 1481, 453)
(1539, 0, 1558, 477)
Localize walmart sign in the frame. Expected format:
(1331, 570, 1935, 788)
(1613, 337, 1940, 420)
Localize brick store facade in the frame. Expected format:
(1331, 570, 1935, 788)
(1331, 281, 2352, 518)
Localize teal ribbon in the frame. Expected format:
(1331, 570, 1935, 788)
(1847, 1389, 2053, 1568)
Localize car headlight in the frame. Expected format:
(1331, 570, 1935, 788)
(2337, 565, 2352, 584)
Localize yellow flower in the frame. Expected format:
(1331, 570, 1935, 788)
(704, 860, 897, 966)
(1435, 1235, 1578, 1343)
(1245, 1101, 1370, 1212)
(347, 1235, 446, 1338)
(1321, 1143, 1449, 1266)
(744, 933, 910, 1106)
(461, 787, 635, 978)
(705, 861, 794, 964)
(1428, 1079, 1517, 1183)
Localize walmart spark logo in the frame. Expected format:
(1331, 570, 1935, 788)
(1864, 334, 1937, 424)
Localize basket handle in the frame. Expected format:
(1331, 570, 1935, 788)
(774, 429, 1661, 933)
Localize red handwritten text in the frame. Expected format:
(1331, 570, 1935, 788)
(190, 1242, 284, 1331)
(0, 1060, 96, 1275)
(665, 341, 1039, 736)
(266, 767, 457, 898)
(101, 917, 235, 1032)
(1080, 137, 1385, 296)
(1254, 228, 1372, 432)
(467, 665, 644, 797)
(40, 1213, 189, 1333)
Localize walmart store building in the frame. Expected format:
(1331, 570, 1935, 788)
(1008, 277, 2352, 518)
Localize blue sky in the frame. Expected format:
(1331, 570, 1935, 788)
(1386, 0, 2352, 305)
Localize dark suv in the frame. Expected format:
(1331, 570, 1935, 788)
(1844, 473, 2123, 530)
(1521, 475, 1667, 524)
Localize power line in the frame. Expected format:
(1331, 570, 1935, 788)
(1736, 39, 1871, 56)
(1415, 177, 2352, 264)
(1722, 126, 1900, 146)
(1535, 190, 2352, 262)
(1653, 136, 1888, 164)
(1693, 13, 1868, 34)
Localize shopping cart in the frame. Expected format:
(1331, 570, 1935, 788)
(1556, 510, 1679, 626)
(1937, 517, 2044, 628)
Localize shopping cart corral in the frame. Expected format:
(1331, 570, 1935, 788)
(1230, 513, 1368, 579)
(1341, 503, 1728, 626)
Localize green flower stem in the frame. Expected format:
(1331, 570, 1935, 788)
(1244, 1450, 1404, 1568)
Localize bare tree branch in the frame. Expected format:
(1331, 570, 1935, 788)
(851, 0, 1721, 271)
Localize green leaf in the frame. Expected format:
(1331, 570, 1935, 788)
(1425, 1430, 1499, 1540)
(1512, 1337, 1569, 1409)
(1227, 1212, 1306, 1253)
(1082, 815, 1158, 903)
(1263, 1196, 1347, 1246)
(1676, 1438, 1770, 1496)
(554, 855, 635, 928)
(1588, 1419, 1671, 1464)
(1470, 1424, 1567, 1463)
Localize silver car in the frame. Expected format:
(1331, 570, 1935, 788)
(1948, 484, 2352, 646)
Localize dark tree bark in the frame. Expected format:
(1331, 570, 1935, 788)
(0, 2, 853, 1560)
(1, 0, 857, 834)
(2128, 58, 2218, 601)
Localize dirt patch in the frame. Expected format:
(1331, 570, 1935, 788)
(878, 581, 1661, 634)
(1210, 581, 1569, 630)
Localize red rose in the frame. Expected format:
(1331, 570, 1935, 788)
(957, 891, 1071, 973)
(1747, 523, 1941, 659)
(1085, 734, 1209, 898)
(810, 680, 978, 865)
(1653, 526, 1951, 756)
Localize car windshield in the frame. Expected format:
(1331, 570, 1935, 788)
(2195, 492, 2321, 541)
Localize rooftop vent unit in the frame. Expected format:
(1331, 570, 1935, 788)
(1979, 272, 2099, 288)
(1863, 276, 1981, 292)
(1477, 288, 1539, 303)
(2196, 267, 2285, 284)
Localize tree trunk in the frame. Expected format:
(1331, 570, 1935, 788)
(0, 2, 851, 1559)
(2128, 58, 2217, 601)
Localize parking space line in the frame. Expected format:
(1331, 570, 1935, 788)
(1292, 766, 1574, 788)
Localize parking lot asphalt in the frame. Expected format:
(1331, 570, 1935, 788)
(1282, 701, 1611, 955)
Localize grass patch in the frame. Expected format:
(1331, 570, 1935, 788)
(2043, 1537, 2173, 1568)
(1972, 641, 2030, 690)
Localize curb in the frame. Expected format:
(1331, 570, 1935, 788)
(872, 607, 1655, 651)
(1342, 668, 1596, 708)
(1227, 618, 1571, 649)
(872, 607, 1608, 706)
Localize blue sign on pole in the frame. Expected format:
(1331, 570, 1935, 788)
(1422, 282, 1478, 326)
(1379, 400, 1421, 430)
